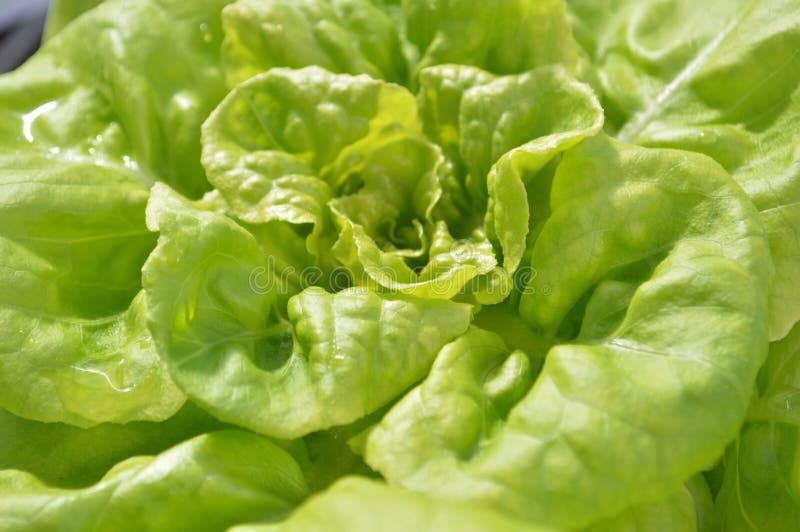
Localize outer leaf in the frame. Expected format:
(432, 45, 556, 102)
(232, 477, 548, 532)
(403, 0, 577, 77)
(715, 322, 800, 530)
(0, 0, 234, 428)
(221, 0, 408, 87)
(0, 0, 232, 198)
(0, 403, 226, 488)
(0, 430, 308, 531)
(143, 184, 473, 438)
(367, 135, 771, 528)
(568, 0, 800, 339)
(0, 153, 183, 426)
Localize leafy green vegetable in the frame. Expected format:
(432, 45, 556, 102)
(0, 153, 183, 426)
(1, 0, 797, 529)
(567, 0, 800, 341)
(0, 403, 227, 488)
(366, 136, 771, 528)
(404, 0, 577, 77)
(201, 66, 428, 236)
(221, 0, 409, 87)
(1, 0, 231, 198)
(143, 183, 472, 438)
(0, 430, 308, 531)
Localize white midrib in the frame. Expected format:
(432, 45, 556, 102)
(616, 17, 741, 143)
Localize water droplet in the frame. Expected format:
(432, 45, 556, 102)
(21, 101, 57, 142)
(88, 147, 96, 155)
(71, 363, 133, 393)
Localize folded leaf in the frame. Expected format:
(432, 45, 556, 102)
(367, 135, 772, 528)
(469, 66, 604, 271)
(143, 184, 473, 438)
(221, 0, 408, 87)
(415, 64, 603, 270)
(568, 0, 800, 339)
(0, 430, 308, 531)
(232, 477, 548, 532)
(331, 219, 507, 302)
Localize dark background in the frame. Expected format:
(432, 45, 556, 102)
(0, 0, 50, 73)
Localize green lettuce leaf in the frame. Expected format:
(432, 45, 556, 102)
(232, 477, 548, 532)
(224, 0, 581, 90)
(403, 0, 577, 77)
(586, 488, 696, 532)
(0, 1, 242, 424)
(0, 0, 232, 198)
(715, 321, 800, 530)
(143, 184, 473, 438)
(331, 219, 506, 302)
(0, 430, 308, 531)
(3, 1, 796, 528)
(201, 66, 425, 236)
(366, 135, 772, 528)
(202, 65, 508, 300)
(221, 0, 408, 87)
(0, 153, 183, 426)
(568, 0, 800, 339)
(469, 66, 604, 271)
(0, 402, 226, 488)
